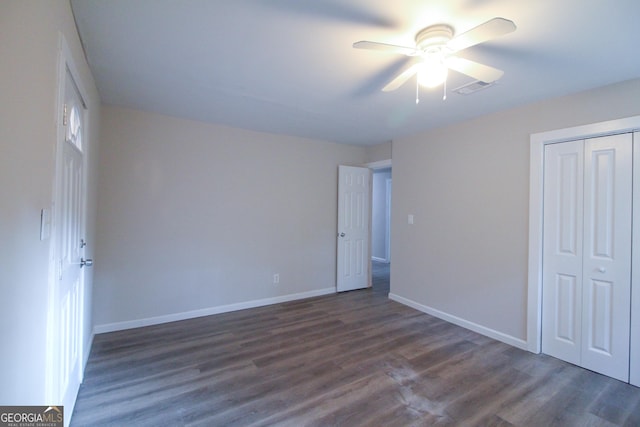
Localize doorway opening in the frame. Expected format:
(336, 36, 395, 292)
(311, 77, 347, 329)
(371, 164, 391, 295)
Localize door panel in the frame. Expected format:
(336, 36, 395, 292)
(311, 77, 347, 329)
(581, 133, 631, 382)
(542, 140, 584, 365)
(555, 274, 578, 343)
(337, 165, 370, 292)
(59, 146, 83, 398)
(586, 279, 613, 354)
(590, 149, 615, 258)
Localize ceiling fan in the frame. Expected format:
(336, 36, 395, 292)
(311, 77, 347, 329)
(353, 17, 516, 96)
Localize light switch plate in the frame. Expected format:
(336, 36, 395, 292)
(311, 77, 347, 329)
(408, 214, 414, 225)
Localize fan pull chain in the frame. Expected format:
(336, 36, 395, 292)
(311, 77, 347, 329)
(416, 78, 420, 104)
(443, 75, 447, 101)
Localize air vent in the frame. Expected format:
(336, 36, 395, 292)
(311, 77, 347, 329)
(453, 80, 497, 95)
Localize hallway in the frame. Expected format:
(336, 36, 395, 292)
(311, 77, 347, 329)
(372, 260, 390, 295)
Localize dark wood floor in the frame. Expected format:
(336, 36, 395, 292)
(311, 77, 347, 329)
(72, 268, 640, 426)
(371, 260, 390, 295)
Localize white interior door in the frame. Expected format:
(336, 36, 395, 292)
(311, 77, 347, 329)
(337, 165, 370, 292)
(51, 67, 87, 416)
(542, 133, 632, 382)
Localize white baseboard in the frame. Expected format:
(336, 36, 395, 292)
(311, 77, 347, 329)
(388, 293, 528, 351)
(80, 332, 94, 383)
(94, 287, 335, 334)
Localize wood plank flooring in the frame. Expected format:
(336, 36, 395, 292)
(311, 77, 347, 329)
(371, 260, 390, 295)
(72, 285, 640, 426)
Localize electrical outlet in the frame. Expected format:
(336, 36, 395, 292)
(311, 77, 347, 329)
(273, 273, 280, 284)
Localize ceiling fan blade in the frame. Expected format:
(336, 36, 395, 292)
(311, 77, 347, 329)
(353, 41, 418, 56)
(382, 62, 421, 92)
(445, 57, 504, 82)
(447, 17, 516, 52)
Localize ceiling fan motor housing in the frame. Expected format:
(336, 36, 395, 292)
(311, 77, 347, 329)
(415, 24, 454, 51)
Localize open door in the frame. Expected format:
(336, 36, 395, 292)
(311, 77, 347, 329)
(337, 165, 371, 292)
(47, 39, 91, 424)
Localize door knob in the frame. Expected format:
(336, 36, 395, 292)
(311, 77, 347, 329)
(597, 267, 606, 273)
(339, 232, 346, 237)
(81, 258, 93, 268)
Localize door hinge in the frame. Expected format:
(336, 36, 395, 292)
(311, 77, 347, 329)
(63, 103, 68, 126)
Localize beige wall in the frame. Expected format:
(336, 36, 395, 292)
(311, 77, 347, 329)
(94, 107, 366, 328)
(391, 78, 640, 343)
(365, 141, 392, 163)
(0, 1, 100, 404)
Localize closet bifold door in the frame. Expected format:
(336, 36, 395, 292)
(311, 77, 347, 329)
(580, 133, 632, 382)
(542, 140, 584, 366)
(542, 133, 632, 383)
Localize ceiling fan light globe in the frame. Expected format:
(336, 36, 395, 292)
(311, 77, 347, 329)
(418, 62, 448, 88)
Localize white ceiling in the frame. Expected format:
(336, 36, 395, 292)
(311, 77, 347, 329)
(71, 0, 640, 146)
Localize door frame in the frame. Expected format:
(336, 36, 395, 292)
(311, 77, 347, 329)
(527, 115, 640, 384)
(335, 159, 392, 292)
(366, 160, 392, 269)
(46, 33, 90, 406)
(385, 177, 392, 263)
(367, 160, 393, 256)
